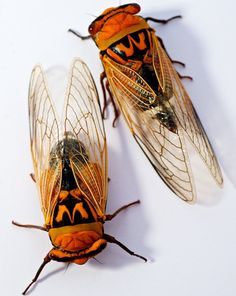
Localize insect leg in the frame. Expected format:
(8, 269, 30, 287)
(68, 29, 92, 40)
(100, 71, 109, 119)
(104, 233, 147, 262)
(157, 37, 193, 80)
(100, 72, 120, 126)
(145, 15, 182, 24)
(105, 80, 120, 127)
(12, 220, 47, 232)
(104, 200, 140, 221)
(157, 36, 185, 67)
(22, 254, 51, 295)
(177, 72, 193, 81)
(30, 173, 36, 182)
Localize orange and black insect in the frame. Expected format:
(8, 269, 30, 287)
(12, 58, 146, 295)
(69, 3, 223, 202)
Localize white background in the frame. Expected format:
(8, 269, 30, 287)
(0, 0, 236, 295)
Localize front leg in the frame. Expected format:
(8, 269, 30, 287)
(22, 253, 51, 295)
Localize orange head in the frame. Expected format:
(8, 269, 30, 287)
(48, 222, 106, 264)
(88, 3, 150, 51)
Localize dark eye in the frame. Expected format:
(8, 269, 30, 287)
(88, 24, 95, 35)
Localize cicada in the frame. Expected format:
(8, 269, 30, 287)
(69, 3, 223, 202)
(13, 58, 146, 295)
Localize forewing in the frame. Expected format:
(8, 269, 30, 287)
(64, 59, 107, 215)
(29, 66, 62, 223)
(103, 57, 195, 202)
(153, 36, 223, 185)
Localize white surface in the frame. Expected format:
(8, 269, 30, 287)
(0, 0, 236, 295)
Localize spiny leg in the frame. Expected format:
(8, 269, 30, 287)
(104, 233, 147, 262)
(104, 200, 140, 221)
(22, 254, 51, 295)
(145, 15, 182, 24)
(68, 29, 92, 40)
(12, 221, 47, 232)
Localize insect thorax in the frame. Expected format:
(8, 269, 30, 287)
(105, 29, 151, 62)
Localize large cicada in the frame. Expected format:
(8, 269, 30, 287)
(13, 58, 146, 295)
(69, 3, 223, 202)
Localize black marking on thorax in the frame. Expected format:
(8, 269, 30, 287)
(52, 191, 96, 228)
(106, 29, 151, 61)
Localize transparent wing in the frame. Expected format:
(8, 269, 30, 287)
(64, 59, 107, 215)
(29, 66, 62, 224)
(103, 57, 195, 202)
(153, 35, 223, 186)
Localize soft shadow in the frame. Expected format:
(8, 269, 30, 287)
(185, 139, 223, 206)
(90, 122, 153, 269)
(143, 8, 235, 192)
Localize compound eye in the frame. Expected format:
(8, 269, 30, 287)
(123, 3, 141, 14)
(88, 23, 96, 35)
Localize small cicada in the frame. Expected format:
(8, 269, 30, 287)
(13, 58, 146, 295)
(69, 3, 223, 202)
